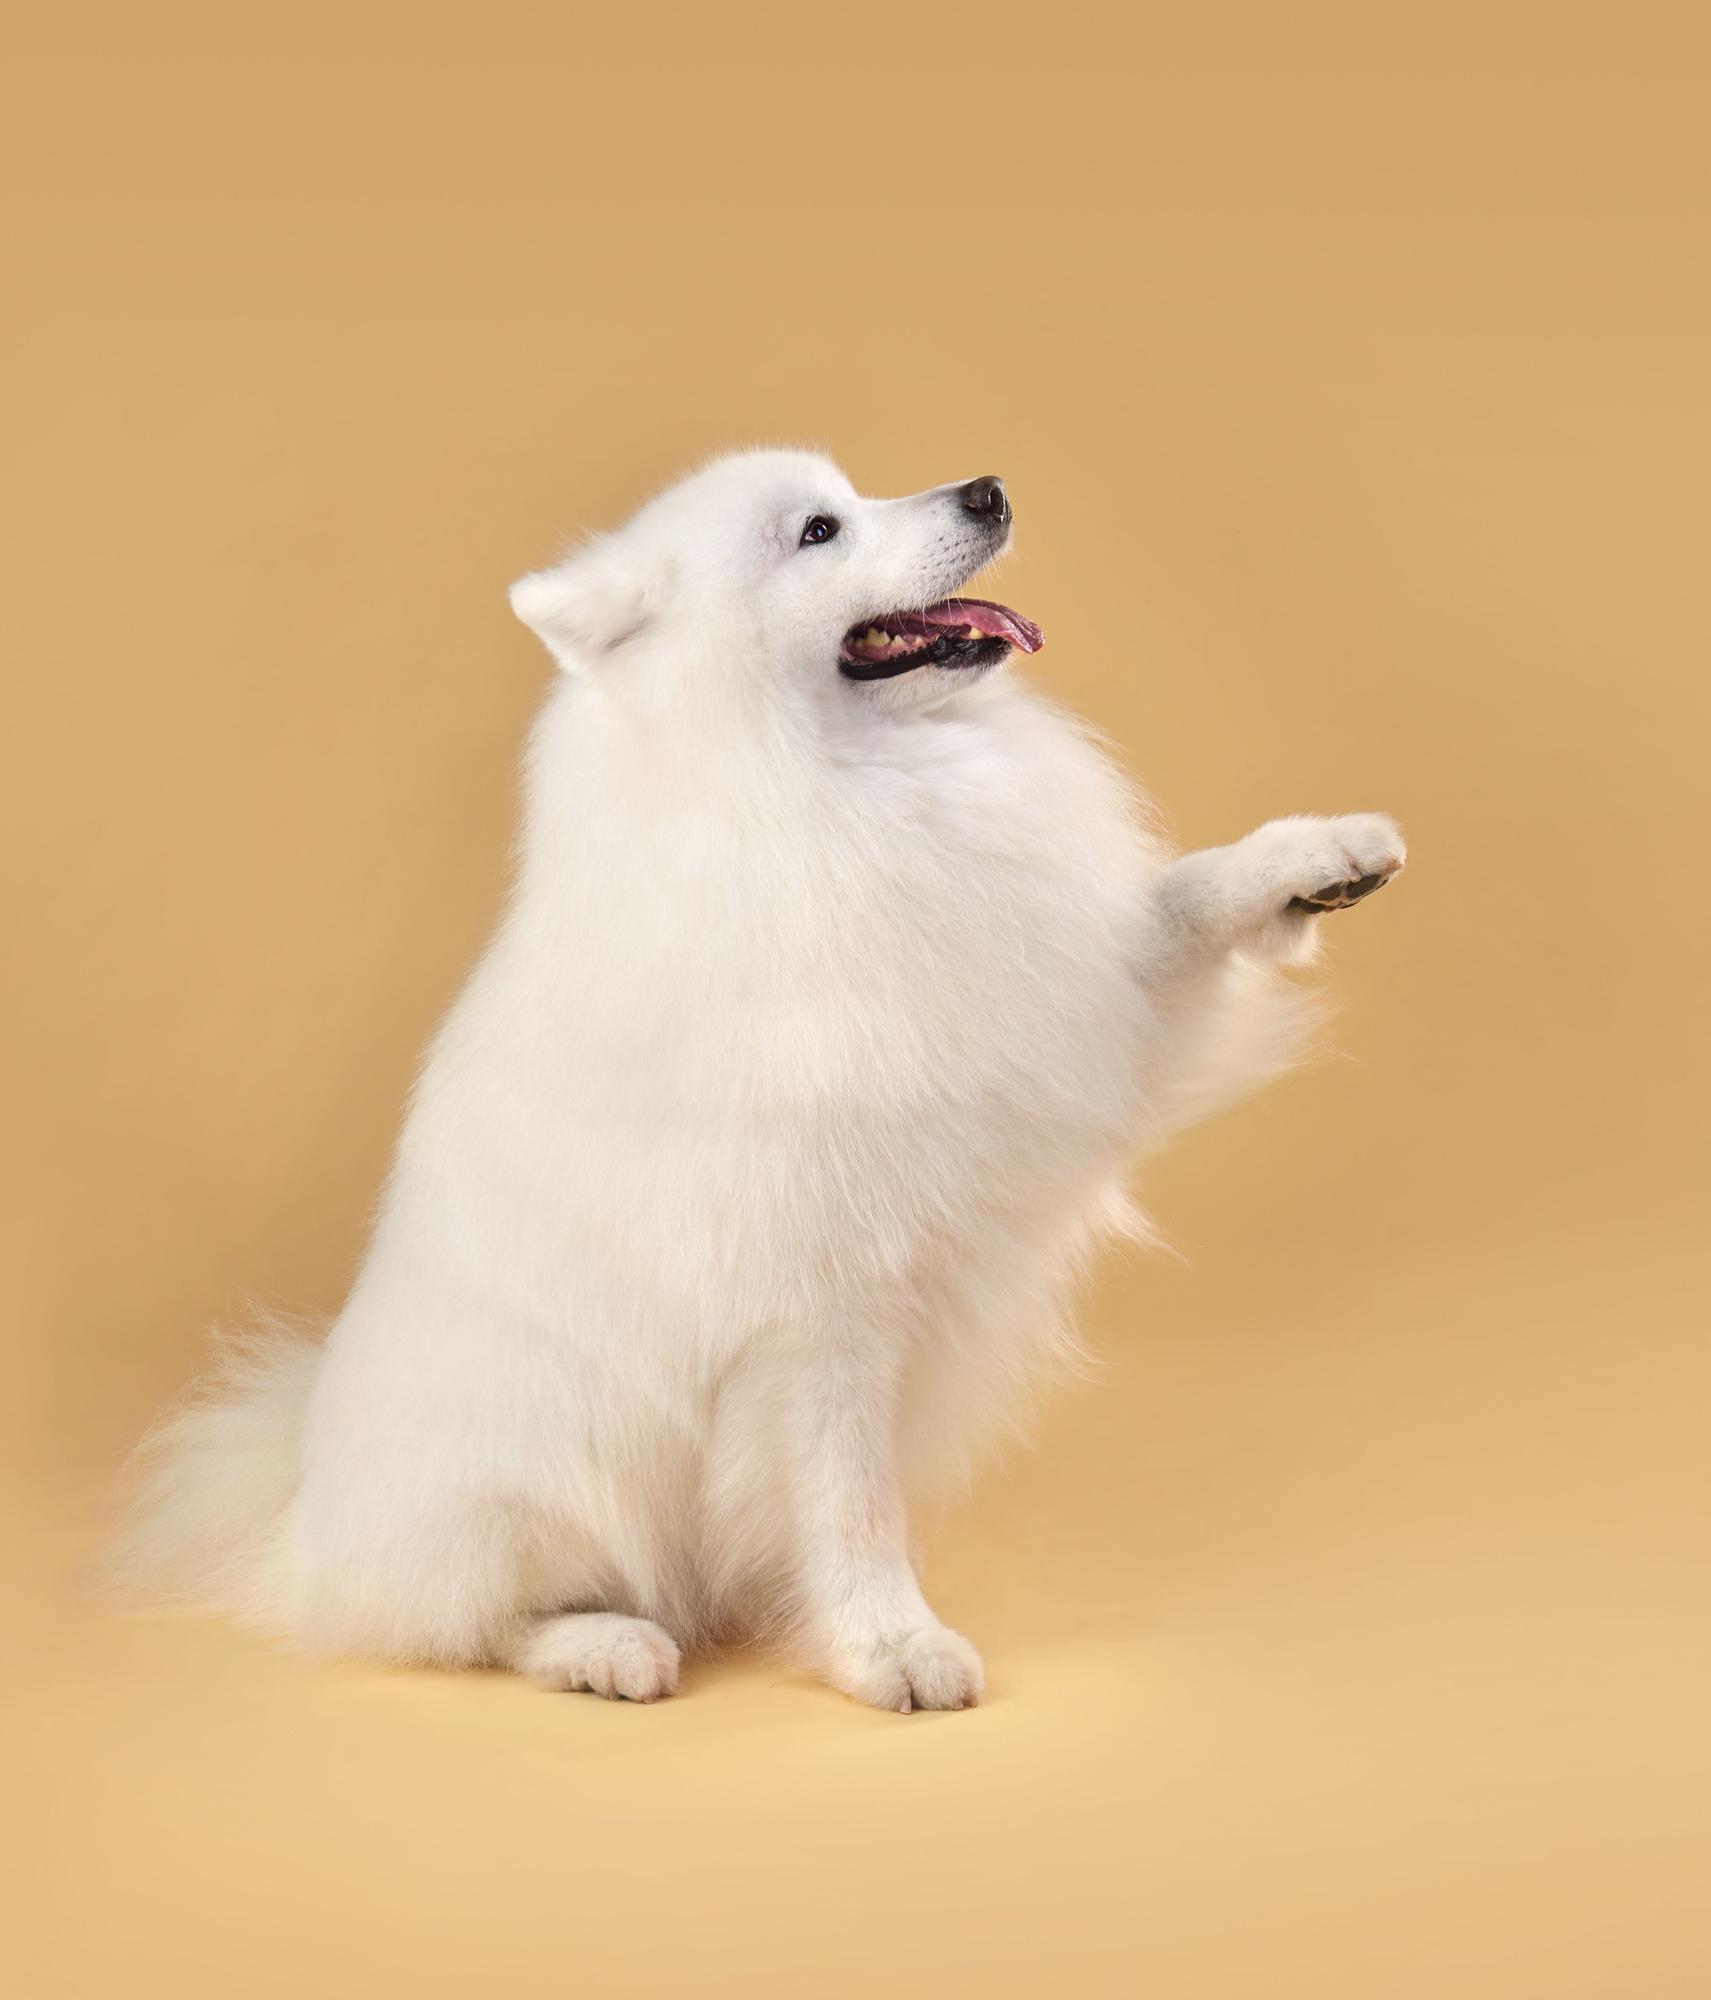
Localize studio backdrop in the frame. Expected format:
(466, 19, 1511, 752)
(5, 5, 1707, 1996)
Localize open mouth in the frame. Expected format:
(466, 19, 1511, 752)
(837, 598, 1044, 681)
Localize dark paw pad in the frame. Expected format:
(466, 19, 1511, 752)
(1287, 870, 1393, 914)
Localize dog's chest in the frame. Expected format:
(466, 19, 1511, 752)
(424, 697, 1156, 1315)
(689, 716, 1151, 1206)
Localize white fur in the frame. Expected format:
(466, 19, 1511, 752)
(115, 450, 1404, 1710)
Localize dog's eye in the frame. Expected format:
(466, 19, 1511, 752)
(799, 515, 840, 547)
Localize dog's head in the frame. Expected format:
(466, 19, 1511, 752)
(510, 450, 1042, 718)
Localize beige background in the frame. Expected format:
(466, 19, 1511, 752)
(5, 3, 1708, 1994)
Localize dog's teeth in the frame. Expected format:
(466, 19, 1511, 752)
(866, 628, 888, 648)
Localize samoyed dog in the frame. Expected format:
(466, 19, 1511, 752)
(119, 451, 1404, 1711)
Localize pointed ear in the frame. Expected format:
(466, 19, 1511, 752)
(509, 536, 659, 670)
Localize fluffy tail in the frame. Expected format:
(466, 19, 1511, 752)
(110, 1316, 321, 1625)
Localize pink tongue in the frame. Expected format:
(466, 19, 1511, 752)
(839, 597, 1044, 665)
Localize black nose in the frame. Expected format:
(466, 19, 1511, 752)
(960, 475, 1011, 526)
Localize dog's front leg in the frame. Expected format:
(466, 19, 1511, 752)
(789, 1338, 983, 1713)
(1153, 812, 1406, 968)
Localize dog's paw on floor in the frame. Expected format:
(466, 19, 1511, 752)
(831, 1623, 984, 1714)
(514, 1613, 681, 1702)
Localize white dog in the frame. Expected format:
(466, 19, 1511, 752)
(118, 451, 1404, 1711)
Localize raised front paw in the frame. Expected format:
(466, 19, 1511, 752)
(1271, 812, 1407, 916)
(830, 1622, 985, 1714)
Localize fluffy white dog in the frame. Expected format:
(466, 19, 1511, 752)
(119, 451, 1404, 1711)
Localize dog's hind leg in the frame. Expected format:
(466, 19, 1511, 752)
(286, 1482, 528, 1669)
(503, 1611, 682, 1701)
(293, 1474, 684, 1700)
